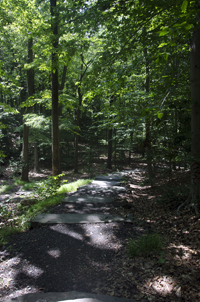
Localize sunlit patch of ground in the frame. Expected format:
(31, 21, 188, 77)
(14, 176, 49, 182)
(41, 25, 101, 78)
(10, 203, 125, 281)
(0, 255, 42, 300)
(143, 275, 181, 298)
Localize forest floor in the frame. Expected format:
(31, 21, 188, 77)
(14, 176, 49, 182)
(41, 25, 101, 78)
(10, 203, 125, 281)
(0, 160, 200, 301)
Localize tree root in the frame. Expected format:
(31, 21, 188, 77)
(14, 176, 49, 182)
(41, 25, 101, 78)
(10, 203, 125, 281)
(177, 197, 199, 216)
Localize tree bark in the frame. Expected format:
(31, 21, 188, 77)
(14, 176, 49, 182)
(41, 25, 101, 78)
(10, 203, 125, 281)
(143, 46, 153, 186)
(107, 128, 113, 169)
(21, 36, 34, 181)
(74, 84, 82, 173)
(145, 120, 153, 186)
(51, 0, 61, 176)
(59, 65, 68, 91)
(129, 131, 133, 166)
(74, 53, 86, 173)
(21, 123, 29, 181)
(190, 7, 200, 202)
(34, 142, 40, 172)
(107, 96, 114, 169)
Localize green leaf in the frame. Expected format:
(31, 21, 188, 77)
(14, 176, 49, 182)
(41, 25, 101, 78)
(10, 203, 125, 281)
(158, 258, 166, 264)
(181, 0, 188, 13)
(158, 42, 168, 48)
(157, 112, 163, 119)
(159, 29, 168, 37)
(164, 53, 169, 61)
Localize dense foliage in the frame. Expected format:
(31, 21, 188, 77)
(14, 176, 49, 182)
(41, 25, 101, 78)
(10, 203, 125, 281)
(0, 1, 199, 190)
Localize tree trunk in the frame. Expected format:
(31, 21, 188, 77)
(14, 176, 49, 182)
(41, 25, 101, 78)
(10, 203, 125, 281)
(51, 0, 61, 176)
(107, 96, 114, 169)
(34, 142, 40, 172)
(21, 37, 34, 181)
(107, 128, 112, 169)
(21, 123, 29, 181)
(59, 65, 68, 91)
(143, 46, 153, 186)
(145, 120, 153, 186)
(190, 9, 200, 203)
(74, 85, 82, 173)
(129, 131, 133, 166)
(114, 128, 117, 168)
(74, 53, 86, 173)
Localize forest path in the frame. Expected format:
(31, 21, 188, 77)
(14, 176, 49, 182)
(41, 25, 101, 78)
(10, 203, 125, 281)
(1, 164, 198, 302)
(2, 169, 143, 302)
(31, 171, 133, 227)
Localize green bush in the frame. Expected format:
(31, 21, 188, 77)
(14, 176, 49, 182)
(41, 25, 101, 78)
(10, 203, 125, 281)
(128, 233, 164, 257)
(0, 184, 13, 194)
(0, 176, 93, 246)
(34, 174, 64, 200)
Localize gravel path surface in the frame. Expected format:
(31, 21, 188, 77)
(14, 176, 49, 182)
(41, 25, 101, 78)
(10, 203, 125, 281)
(0, 171, 149, 301)
(1, 220, 143, 301)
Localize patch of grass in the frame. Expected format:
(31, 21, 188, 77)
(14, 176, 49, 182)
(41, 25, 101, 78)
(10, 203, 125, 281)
(57, 179, 92, 194)
(0, 178, 37, 194)
(13, 178, 28, 186)
(128, 233, 164, 257)
(22, 181, 37, 190)
(0, 184, 13, 194)
(0, 194, 65, 246)
(14, 178, 36, 190)
(0, 177, 92, 246)
(19, 194, 65, 228)
(0, 226, 23, 246)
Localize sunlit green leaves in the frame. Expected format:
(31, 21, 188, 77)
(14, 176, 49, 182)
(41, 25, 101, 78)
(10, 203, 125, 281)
(0, 103, 19, 114)
(158, 42, 168, 48)
(181, 0, 188, 13)
(23, 113, 50, 130)
(159, 28, 169, 37)
(157, 112, 163, 119)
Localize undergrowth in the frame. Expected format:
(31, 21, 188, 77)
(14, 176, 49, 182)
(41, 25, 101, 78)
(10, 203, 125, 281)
(0, 176, 92, 246)
(128, 233, 164, 258)
(0, 184, 13, 194)
(58, 179, 92, 194)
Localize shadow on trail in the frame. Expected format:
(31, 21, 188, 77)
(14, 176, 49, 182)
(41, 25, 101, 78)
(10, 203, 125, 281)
(2, 221, 140, 299)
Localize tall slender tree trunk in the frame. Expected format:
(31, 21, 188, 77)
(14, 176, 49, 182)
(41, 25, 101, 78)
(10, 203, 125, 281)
(21, 37, 34, 181)
(107, 128, 113, 169)
(114, 128, 117, 168)
(21, 122, 29, 181)
(51, 0, 60, 176)
(74, 53, 88, 173)
(190, 6, 200, 206)
(34, 142, 39, 172)
(143, 46, 153, 186)
(129, 131, 133, 166)
(107, 96, 114, 169)
(59, 65, 68, 92)
(145, 120, 153, 186)
(74, 85, 82, 173)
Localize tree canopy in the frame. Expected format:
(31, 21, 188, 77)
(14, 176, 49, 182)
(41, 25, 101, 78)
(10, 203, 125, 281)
(0, 0, 199, 207)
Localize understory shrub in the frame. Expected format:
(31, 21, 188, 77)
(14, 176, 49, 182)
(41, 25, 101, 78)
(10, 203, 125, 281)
(0, 176, 92, 246)
(128, 233, 164, 257)
(34, 174, 64, 200)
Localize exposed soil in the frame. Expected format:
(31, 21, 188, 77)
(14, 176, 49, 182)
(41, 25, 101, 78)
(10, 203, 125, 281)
(0, 161, 200, 302)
